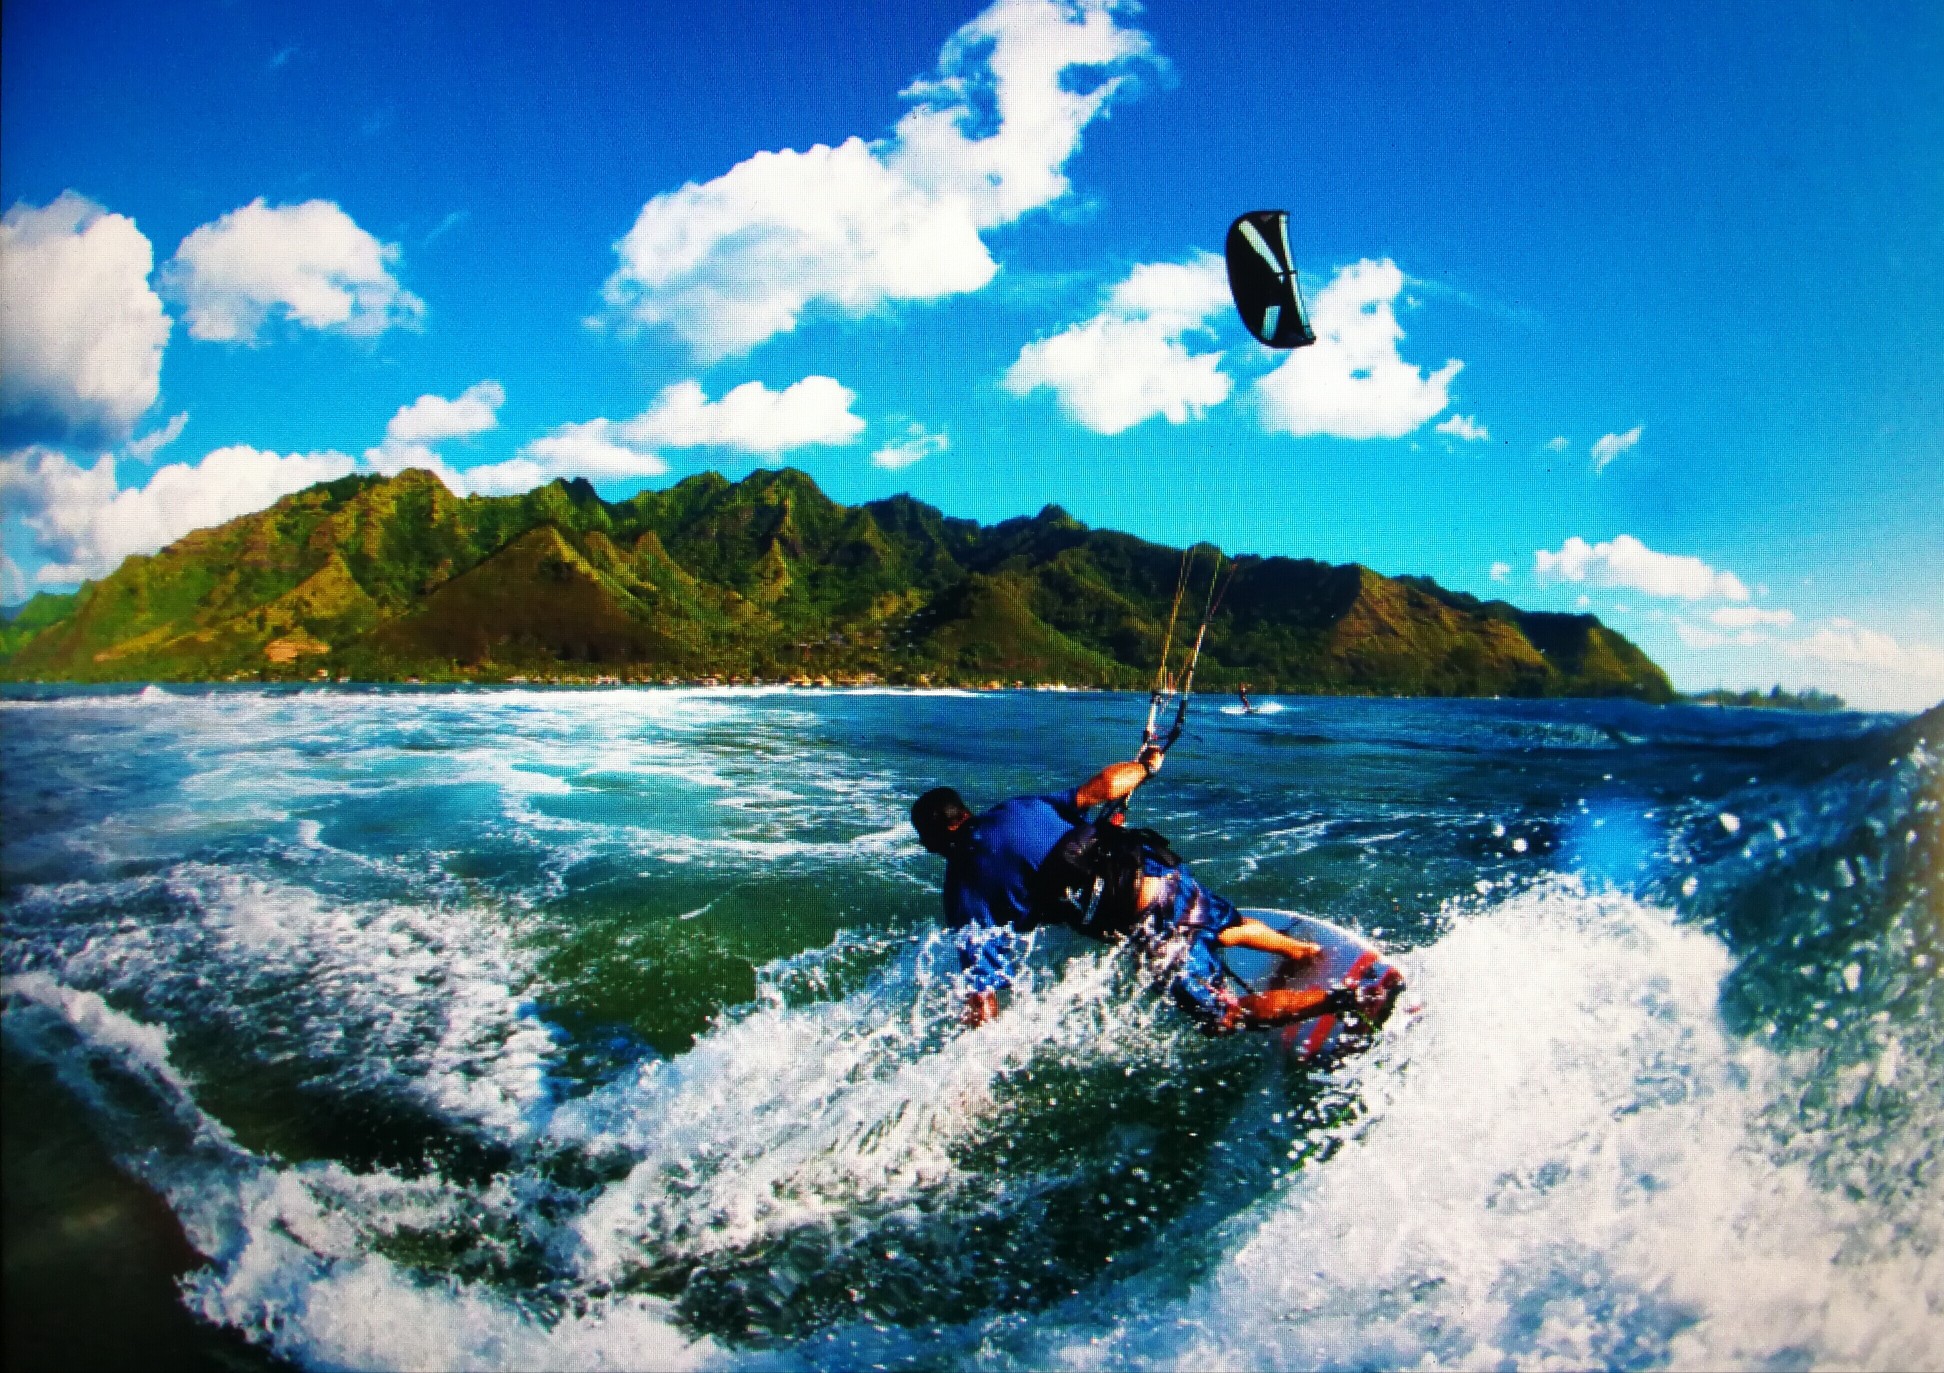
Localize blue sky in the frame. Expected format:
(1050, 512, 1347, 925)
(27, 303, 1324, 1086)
(2, 0, 1940, 707)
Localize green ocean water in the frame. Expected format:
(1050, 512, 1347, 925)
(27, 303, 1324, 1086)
(3, 686, 1938, 1369)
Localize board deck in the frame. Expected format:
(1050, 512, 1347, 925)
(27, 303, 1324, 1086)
(1220, 908, 1408, 1061)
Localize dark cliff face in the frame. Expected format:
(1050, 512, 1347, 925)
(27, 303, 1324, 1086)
(0, 467, 1674, 699)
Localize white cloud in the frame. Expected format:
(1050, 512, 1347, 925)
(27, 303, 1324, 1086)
(1591, 425, 1642, 473)
(1790, 621, 1944, 678)
(1710, 605, 1794, 629)
(1, 552, 28, 604)
(1666, 613, 1944, 711)
(621, 377, 864, 454)
(461, 424, 670, 497)
(1534, 534, 1750, 602)
(382, 381, 505, 445)
(364, 381, 506, 489)
(1546, 435, 1570, 452)
(165, 199, 424, 343)
(1003, 254, 1232, 434)
(1435, 413, 1489, 441)
(1, 193, 170, 447)
(1, 444, 354, 585)
(1489, 561, 1511, 582)
(602, 0, 1157, 357)
(471, 376, 863, 498)
(872, 422, 950, 470)
(1254, 259, 1462, 440)
(126, 411, 189, 461)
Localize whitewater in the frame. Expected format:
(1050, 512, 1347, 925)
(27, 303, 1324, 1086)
(3, 685, 1938, 1370)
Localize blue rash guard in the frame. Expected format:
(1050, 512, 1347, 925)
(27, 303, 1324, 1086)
(939, 788, 1249, 1027)
(943, 789, 1084, 993)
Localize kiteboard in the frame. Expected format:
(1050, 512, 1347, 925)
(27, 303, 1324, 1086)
(1220, 909, 1407, 1062)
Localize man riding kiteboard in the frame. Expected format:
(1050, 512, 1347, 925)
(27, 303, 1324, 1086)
(910, 750, 1386, 1031)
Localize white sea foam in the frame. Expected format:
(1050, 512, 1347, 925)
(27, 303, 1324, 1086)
(4, 973, 717, 1372)
(16, 864, 562, 1139)
(13, 872, 1936, 1370)
(554, 932, 1159, 1281)
(1025, 882, 1944, 1370)
(0, 689, 170, 711)
(179, 1168, 717, 1373)
(3, 970, 192, 1096)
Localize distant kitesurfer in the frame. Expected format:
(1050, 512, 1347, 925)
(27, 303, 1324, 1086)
(1238, 684, 1256, 714)
(910, 751, 1377, 1030)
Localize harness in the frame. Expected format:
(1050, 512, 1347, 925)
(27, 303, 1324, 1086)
(1032, 820, 1180, 940)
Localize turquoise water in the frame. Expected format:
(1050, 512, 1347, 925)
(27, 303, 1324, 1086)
(2, 686, 1938, 1369)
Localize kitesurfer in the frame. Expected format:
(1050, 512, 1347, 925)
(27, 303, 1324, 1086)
(910, 751, 1373, 1030)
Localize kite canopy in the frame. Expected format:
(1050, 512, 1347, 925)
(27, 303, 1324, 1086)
(1225, 210, 1315, 349)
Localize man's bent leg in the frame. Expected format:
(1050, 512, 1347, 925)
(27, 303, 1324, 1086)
(1218, 918, 1323, 963)
(1236, 986, 1333, 1024)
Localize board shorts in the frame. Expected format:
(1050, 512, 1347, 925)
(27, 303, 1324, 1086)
(1132, 859, 1246, 1028)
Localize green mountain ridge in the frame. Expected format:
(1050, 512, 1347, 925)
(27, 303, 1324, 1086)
(0, 467, 1675, 700)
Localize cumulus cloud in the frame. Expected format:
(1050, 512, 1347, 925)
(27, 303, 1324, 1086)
(1, 193, 171, 447)
(1003, 254, 1232, 434)
(621, 377, 864, 454)
(363, 380, 507, 488)
(126, 411, 190, 461)
(466, 376, 864, 497)
(873, 422, 950, 470)
(165, 199, 424, 343)
(1490, 561, 1511, 582)
(1811, 628, 1944, 710)
(1, 444, 354, 585)
(602, 0, 1157, 357)
(1254, 259, 1461, 440)
(1534, 534, 1750, 601)
(1591, 425, 1642, 473)
(1787, 619, 1944, 680)
(1667, 612, 1944, 711)
(1436, 413, 1489, 441)
(1546, 435, 1570, 452)
(461, 429, 670, 498)
(382, 380, 505, 445)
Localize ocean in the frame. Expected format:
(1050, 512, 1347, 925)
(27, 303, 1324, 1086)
(2, 685, 1938, 1370)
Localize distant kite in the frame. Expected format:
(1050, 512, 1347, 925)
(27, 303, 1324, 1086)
(1225, 210, 1315, 349)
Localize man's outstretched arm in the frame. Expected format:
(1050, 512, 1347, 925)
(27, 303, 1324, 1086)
(1074, 747, 1164, 810)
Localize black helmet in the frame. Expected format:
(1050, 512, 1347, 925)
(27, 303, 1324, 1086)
(911, 787, 971, 855)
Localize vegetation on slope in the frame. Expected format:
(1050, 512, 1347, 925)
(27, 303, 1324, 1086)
(0, 468, 1675, 700)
